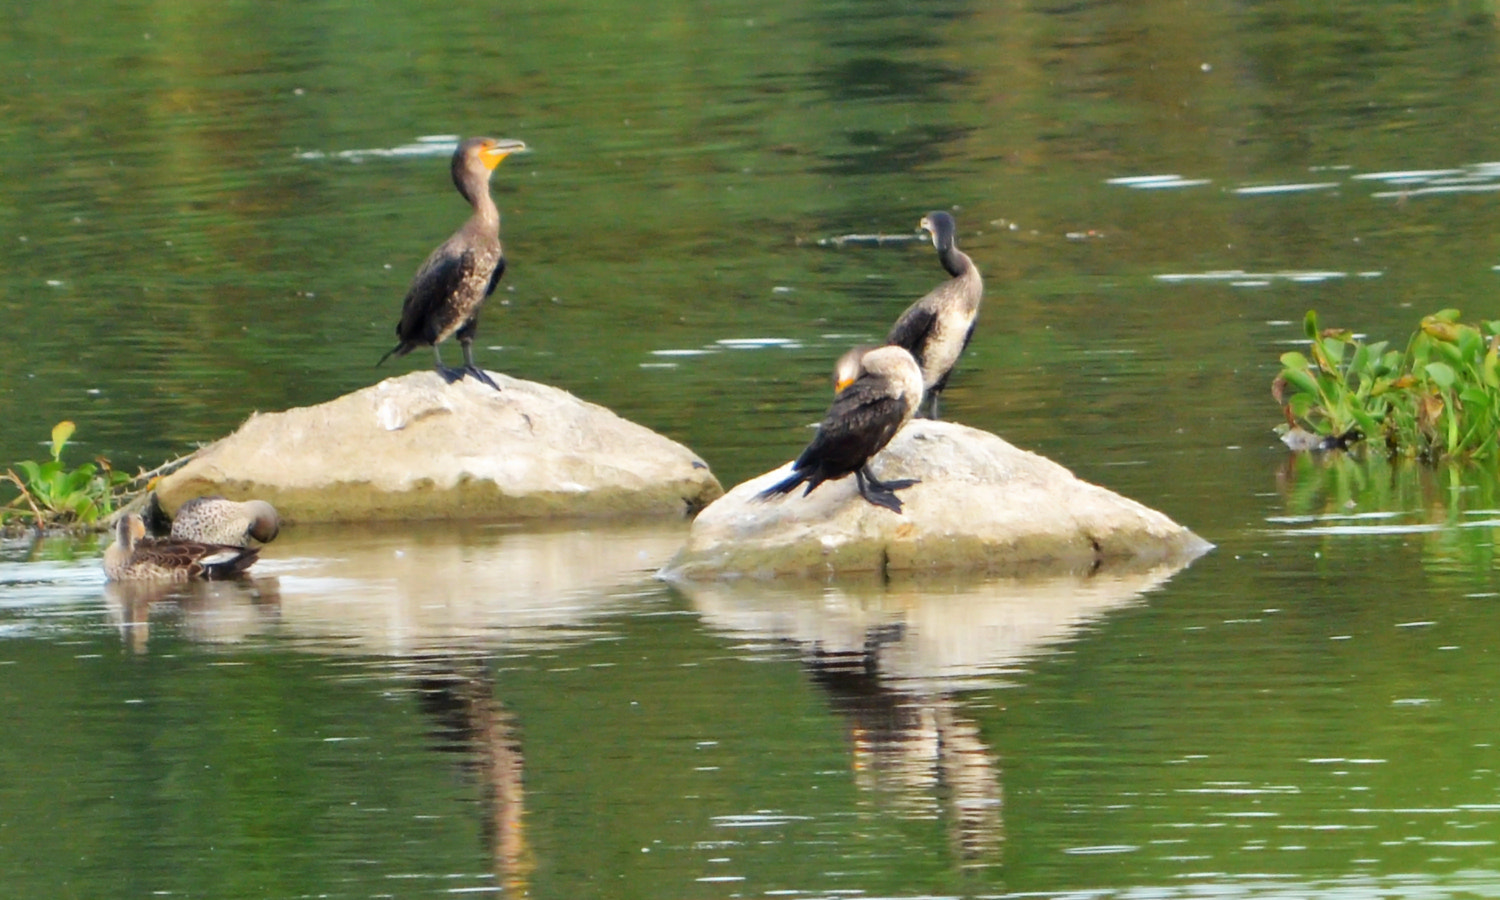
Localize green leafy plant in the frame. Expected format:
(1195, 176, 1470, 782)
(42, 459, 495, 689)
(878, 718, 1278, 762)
(1, 422, 134, 531)
(1276, 310, 1500, 460)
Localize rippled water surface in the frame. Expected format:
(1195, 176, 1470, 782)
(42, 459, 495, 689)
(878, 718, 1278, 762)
(6, 0, 1500, 897)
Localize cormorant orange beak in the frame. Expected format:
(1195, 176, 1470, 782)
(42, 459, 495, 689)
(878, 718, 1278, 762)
(480, 139, 528, 170)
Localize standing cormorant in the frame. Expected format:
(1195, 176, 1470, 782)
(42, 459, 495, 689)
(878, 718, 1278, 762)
(170, 497, 280, 547)
(757, 345, 925, 513)
(103, 514, 260, 582)
(378, 136, 527, 390)
(885, 210, 984, 419)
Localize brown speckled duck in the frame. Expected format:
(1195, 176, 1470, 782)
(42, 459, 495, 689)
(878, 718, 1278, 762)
(170, 497, 279, 547)
(103, 513, 259, 582)
(378, 136, 528, 390)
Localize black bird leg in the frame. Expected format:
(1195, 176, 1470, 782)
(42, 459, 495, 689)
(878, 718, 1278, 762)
(854, 468, 907, 514)
(433, 345, 467, 384)
(459, 338, 501, 390)
(921, 389, 943, 420)
(859, 464, 919, 493)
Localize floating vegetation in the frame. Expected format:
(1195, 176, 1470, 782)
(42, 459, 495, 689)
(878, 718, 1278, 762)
(1274, 309, 1500, 461)
(0, 422, 133, 535)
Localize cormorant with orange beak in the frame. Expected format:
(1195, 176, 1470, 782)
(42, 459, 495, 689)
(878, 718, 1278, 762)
(379, 136, 527, 389)
(758, 345, 924, 513)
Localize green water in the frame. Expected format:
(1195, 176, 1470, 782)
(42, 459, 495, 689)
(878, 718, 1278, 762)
(6, 0, 1500, 897)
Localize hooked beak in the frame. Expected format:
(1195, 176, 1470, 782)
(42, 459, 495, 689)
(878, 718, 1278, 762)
(480, 139, 528, 170)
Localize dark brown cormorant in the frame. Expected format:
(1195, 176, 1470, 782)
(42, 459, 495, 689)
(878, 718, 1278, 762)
(378, 136, 527, 390)
(170, 497, 280, 547)
(103, 514, 260, 582)
(757, 345, 925, 513)
(885, 210, 984, 420)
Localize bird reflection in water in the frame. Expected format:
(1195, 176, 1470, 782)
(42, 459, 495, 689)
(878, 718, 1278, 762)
(103, 576, 282, 654)
(413, 663, 533, 894)
(803, 632, 1004, 868)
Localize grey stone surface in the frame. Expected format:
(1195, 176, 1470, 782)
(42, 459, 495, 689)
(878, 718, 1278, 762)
(156, 371, 722, 523)
(662, 419, 1210, 579)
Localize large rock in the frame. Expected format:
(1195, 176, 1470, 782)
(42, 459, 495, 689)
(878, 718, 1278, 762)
(661, 420, 1210, 579)
(155, 371, 723, 523)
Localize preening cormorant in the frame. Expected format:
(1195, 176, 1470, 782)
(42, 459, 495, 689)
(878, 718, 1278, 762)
(378, 136, 527, 390)
(103, 514, 260, 582)
(170, 497, 280, 547)
(832, 344, 875, 394)
(885, 210, 983, 420)
(757, 345, 924, 513)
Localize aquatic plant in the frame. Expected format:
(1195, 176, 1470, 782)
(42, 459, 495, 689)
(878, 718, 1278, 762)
(0, 422, 133, 532)
(1276, 309, 1500, 461)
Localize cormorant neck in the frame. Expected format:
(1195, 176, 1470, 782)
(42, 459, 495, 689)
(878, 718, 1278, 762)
(454, 163, 500, 230)
(457, 177, 499, 232)
(939, 245, 971, 279)
(472, 188, 499, 230)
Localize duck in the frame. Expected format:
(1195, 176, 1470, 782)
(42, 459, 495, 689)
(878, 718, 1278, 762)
(169, 497, 279, 547)
(103, 513, 259, 582)
(885, 210, 983, 419)
(757, 345, 924, 513)
(378, 136, 527, 390)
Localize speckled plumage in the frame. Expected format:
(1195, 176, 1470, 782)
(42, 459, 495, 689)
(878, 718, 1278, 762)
(758, 345, 925, 513)
(379, 136, 527, 390)
(170, 497, 279, 547)
(885, 211, 984, 420)
(103, 514, 259, 582)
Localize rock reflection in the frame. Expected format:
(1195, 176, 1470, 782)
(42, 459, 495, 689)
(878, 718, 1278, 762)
(100, 521, 686, 894)
(263, 522, 689, 652)
(680, 563, 1188, 868)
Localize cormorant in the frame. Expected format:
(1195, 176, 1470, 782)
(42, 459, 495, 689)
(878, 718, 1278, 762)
(378, 136, 527, 390)
(885, 210, 983, 419)
(832, 344, 875, 393)
(757, 345, 924, 513)
(103, 514, 260, 582)
(170, 497, 280, 547)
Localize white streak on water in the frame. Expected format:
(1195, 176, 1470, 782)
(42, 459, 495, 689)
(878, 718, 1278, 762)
(1155, 270, 1347, 284)
(1234, 182, 1340, 195)
(1107, 174, 1211, 189)
(297, 135, 461, 162)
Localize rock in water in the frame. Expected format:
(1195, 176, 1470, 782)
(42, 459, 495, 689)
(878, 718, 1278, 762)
(661, 419, 1210, 579)
(156, 371, 723, 523)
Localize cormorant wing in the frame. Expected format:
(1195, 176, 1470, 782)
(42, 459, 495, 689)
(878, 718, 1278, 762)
(886, 304, 938, 367)
(796, 384, 910, 472)
(484, 254, 507, 298)
(396, 248, 483, 343)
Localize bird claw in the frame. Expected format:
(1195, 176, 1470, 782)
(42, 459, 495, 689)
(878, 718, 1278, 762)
(435, 365, 467, 384)
(465, 365, 502, 390)
(859, 486, 905, 514)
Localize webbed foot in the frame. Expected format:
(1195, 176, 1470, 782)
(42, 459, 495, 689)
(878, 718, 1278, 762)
(464, 365, 501, 390)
